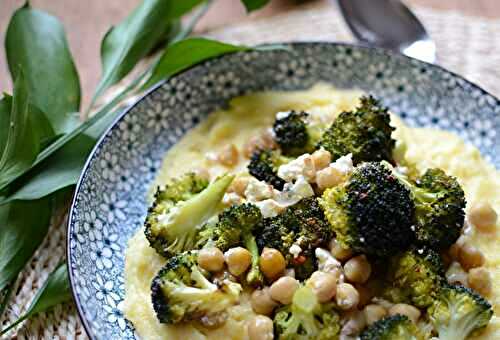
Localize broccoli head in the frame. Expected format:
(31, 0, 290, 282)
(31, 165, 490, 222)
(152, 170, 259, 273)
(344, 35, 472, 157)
(385, 246, 445, 308)
(144, 174, 234, 257)
(428, 284, 493, 340)
(319, 162, 414, 257)
(413, 168, 466, 249)
(317, 96, 395, 164)
(256, 198, 332, 280)
(247, 149, 290, 190)
(274, 285, 341, 339)
(272, 111, 323, 156)
(151, 251, 242, 324)
(360, 314, 424, 340)
(198, 203, 264, 286)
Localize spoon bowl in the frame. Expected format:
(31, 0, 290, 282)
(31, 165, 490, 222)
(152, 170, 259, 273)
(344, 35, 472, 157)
(336, 0, 436, 63)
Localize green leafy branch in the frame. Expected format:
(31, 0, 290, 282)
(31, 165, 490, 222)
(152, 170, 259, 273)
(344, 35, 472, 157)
(0, 0, 270, 334)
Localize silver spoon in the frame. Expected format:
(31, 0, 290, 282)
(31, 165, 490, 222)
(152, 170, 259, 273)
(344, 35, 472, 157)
(335, 0, 436, 63)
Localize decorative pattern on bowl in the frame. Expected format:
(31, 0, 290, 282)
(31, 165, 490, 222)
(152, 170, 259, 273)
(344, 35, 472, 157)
(67, 42, 500, 339)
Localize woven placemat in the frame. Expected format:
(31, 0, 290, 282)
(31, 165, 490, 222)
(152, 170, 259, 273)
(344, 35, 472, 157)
(2, 2, 499, 339)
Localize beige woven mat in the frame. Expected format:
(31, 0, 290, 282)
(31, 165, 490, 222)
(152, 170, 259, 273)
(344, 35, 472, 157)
(1, 2, 499, 339)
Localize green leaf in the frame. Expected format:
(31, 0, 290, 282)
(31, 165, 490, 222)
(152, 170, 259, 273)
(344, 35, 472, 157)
(5, 3, 81, 134)
(91, 0, 205, 107)
(0, 263, 71, 336)
(0, 71, 39, 189)
(142, 38, 250, 89)
(0, 97, 10, 152)
(241, 0, 269, 11)
(0, 198, 52, 292)
(0, 134, 95, 203)
(1, 94, 55, 151)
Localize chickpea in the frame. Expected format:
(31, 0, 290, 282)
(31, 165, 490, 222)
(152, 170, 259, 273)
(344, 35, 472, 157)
(388, 304, 421, 324)
(242, 131, 276, 158)
(218, 144, 239, 167)
(198, 247, 225, 272)
(311, 149, 332, 170)
(225, 247, 252, 276)
(248, 315, 274, 340)
(308, 271, 337, 303)
(229, 176, 250, 196)
(341, 309, 366, 336)
(251, 287, 278, 315)
(364, 304, 387, 325)
(329, 239, 353, 262)
(270, 277, 300, 305)
(260, 248, 286, 281)
(336, 283, 360, 310)
(344, 255, 372, 283)
(469, 202, 498, 233)
(316, 167, 344, 191)
(458, 243, 485, 270)
(468, 267, 492, 295)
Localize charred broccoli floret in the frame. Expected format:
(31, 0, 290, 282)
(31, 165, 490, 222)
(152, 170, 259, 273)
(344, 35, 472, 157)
(319, 162, 414, 257)
(360, 314, 424, 340)
(413, 169, 466, 248)
(274, 286, 341, 339)
(198, 203, 264, 286)
(272, 111, 323, 156)
(248, 149, 290, 190)
(144, 174, 234, 257)
(151, 251, 242, 324)
(317, 96, 395, 164)
(256, 197, 332, 280)
(384, 246, 445, 308)
(428, 284, 493, 340)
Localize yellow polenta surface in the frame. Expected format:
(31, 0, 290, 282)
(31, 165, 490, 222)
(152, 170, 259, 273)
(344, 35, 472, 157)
(122, 84, 500, 340)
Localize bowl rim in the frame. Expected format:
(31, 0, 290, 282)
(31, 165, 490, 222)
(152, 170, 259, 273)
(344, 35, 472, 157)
(66, 41, 500, 339)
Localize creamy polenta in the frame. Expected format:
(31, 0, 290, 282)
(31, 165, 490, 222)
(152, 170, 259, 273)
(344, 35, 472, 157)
(122, 84, 499, 340)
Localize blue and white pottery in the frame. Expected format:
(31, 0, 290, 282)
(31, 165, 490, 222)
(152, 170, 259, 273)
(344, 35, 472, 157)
(67, 42, 500, 339)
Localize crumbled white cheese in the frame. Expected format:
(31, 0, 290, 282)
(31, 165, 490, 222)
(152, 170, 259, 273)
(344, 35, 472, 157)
(255, 199, 285, 218)
(275, 176, 315, 207)
(289, 244, 302, 258)
(222, 192, 243, 206)
(278, 154, 316, 182)
(276, 110, 292, 120)
(315, 248, 342, 274)
(330, 153, 353, 175)
(244, 178, 274, 202)
(394, 166, 409, 176)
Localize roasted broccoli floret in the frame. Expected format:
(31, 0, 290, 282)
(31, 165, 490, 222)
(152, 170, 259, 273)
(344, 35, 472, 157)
(413, 169, 466, 248)
(151, 251, 242, 324)
(319, 162, 414, 257)
(384, 246, 444, 308)
(317, 96, 395, 164)
(256, 197, 332, 280)
(248, 149, 290, 190)
(360, 314, 424, 340)
(428, 284, 493, 340)
(274, 286, 341, 339)
(272, 111, 323, 156)
(198, 203, 264, 286)
(144, 174, 234, 257)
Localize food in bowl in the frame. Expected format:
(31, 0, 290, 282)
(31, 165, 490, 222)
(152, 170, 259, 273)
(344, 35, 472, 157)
(122, 84, 498, 340)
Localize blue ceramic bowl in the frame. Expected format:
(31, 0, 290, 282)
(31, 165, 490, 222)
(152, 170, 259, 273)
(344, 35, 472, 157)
(67, 42, 500, 339)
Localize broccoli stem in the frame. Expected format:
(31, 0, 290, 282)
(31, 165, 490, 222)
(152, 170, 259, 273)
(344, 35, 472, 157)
(243, 234, 264, 287)
(163, 174, 234, 251)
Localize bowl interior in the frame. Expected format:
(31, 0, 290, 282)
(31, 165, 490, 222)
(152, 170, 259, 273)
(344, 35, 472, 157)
(68, 43, 500, 339)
